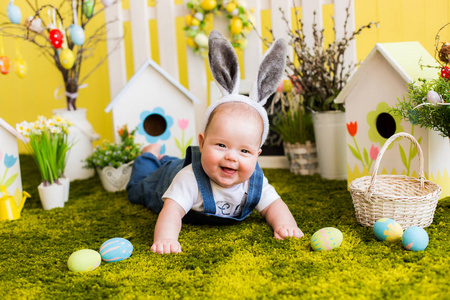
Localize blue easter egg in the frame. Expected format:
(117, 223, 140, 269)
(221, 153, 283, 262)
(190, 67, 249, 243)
(402, 226, 429, 251)
(311, 227, 343, 251)
(7, 4, 22, 24)
(69, 25, 85, 46)
(373, 218, 403, 242)
(100, 238, 133, 262)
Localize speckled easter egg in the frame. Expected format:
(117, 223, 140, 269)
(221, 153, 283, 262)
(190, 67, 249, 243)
(67, 249, 101, 272)
(311, 227, 343, 251)
(100, 238, 133, 262)
(402, 226, 429, 251)
(373, 218, 403, 242)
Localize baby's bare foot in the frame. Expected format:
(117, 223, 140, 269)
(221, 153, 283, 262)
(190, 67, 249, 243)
(142, 144, 161, 157)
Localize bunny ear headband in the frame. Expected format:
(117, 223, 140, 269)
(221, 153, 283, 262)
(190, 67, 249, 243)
(203, 30, 287, 147)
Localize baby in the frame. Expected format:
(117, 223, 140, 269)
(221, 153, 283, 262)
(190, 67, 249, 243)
(127, 30, 304, 254)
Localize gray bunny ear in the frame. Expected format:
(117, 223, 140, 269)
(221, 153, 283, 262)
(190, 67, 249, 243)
(208, 30, 240, 96)
(249, 39, 287, 105)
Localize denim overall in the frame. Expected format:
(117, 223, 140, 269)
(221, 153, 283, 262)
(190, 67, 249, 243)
(127, 146, 263, 224)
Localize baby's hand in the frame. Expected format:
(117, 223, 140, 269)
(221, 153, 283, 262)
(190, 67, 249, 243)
(151, 239, 182, 254)
(274, 225, 304, 240)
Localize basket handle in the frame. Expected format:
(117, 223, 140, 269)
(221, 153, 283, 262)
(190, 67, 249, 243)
(365, 132, 425, 199)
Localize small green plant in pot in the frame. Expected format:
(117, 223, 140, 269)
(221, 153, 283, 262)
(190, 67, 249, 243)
(392, 24, 450, 139)
(269, 79, 318, 175)
(85, 125, 141, 192)
(16, 115, 73, 209)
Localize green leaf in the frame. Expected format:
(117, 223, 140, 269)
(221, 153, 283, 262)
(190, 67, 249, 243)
(186, 137, 193, 147)
(399, 144, 407, 169)
(4, 173, 18, 188)
(175, 138, 182, 151)
(363, 148, 369, 165)
(348, 144, 361, 160)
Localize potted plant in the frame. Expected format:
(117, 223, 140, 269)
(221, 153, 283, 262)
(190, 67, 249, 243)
(268, 3, 377, 179)
(1, 0, 121, 180)
(269, 79, 318, 175)
(85, 125, 141, 192)
(16, 115, 72, 209)
(392, 24, 450, 140)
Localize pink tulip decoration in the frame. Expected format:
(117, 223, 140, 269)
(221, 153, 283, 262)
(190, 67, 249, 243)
(178, 119, 189, 131)
(370, 145, 379, 161)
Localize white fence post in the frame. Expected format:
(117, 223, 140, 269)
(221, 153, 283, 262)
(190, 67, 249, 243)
(104, 0, 127, 99)
(156, 1, 179, 81)
(129, 0, 151, 72)
(301, 0, 324, 48)
(334, 0, 357, 68)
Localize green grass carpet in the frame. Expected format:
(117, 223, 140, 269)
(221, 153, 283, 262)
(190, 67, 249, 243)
(0, 155, 449, 299)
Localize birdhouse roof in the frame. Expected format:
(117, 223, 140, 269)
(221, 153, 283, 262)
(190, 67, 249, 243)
(335, 42, 439, 104)
(105, 59, 201, 113)
(0, 117, 28, 143)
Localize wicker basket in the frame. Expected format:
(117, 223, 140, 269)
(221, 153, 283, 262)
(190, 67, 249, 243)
(349, 132, 441, 229)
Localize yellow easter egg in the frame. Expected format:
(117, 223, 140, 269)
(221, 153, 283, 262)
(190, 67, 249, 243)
(15, 58, 27, 78)
(191, 18, 200, 26)
(201, 0, 217, 11)
(230, 18, 243, 35)
(185, 14, 193, 26)
(187, 37, 196, 48)
(59, 49, 75, 69)
(226, 2, 237, 13)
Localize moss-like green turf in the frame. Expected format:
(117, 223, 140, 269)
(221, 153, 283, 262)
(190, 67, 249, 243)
(0, 155, 449, 299)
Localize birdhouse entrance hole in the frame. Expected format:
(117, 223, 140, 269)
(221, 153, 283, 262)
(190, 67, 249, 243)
(376, 112, 396, 139)
(143, 114, 167, 137)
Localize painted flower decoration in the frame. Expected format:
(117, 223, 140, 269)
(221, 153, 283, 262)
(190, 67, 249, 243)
(4, 154, 17, 168)
(178, 119, 189, 131)
(367, 102, 403, 148)
(137, 107, 173, 144)
(370, 145, 379, 161)
(347, 122, 357, 137)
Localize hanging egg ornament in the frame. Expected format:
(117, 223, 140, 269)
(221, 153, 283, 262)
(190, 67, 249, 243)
(69, 25, 85, 46)
(426, 90, 442, 104)
(7, 2, 22, 24)
(440, 66, 450, 80)
(0, 56, 11, 75)
(101, 0, 114, 7)
(49, 29, 64, 49)
(26, 16, 44, 33)
(83, 0, 95, 18)
(59, 49, 75, 69)
(15, 58, 27, 78)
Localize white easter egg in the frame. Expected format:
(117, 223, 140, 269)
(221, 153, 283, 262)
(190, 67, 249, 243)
(101, 0, 114, 7)
(194, 12, 204, 22)
(194, 33, 209, 48)
(426, 90, 442, 104)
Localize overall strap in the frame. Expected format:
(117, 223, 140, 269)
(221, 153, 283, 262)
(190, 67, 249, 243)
(183, 146, 216, 214)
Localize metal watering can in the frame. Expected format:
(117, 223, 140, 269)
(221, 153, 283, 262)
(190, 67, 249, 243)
(0, 185, 30, 221)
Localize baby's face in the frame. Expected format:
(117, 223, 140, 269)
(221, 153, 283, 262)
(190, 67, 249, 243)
(198, 111, 263, 188)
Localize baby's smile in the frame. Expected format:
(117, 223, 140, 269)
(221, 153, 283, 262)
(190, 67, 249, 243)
(221, 166, 237, 175)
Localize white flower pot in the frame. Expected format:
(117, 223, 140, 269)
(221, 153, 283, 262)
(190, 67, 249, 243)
(97, 161, 133, 192)
(53, 108, 100, 181)
(38, 182, 65, 210)
(312, 111, 347, 180)
(59, 176, 70, 202)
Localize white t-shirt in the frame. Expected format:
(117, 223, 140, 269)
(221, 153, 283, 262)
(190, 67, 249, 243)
(162, 164, 280, 218)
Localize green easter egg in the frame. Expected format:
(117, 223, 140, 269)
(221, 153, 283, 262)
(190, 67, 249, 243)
(68, 249, 101, 272)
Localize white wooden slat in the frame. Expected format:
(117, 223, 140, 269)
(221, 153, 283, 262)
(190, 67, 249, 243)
(270, 0, 291, 42)
(243, 0, 262, 82)
(334, 0, 357, 67)
(186, 51, 208, 138)
(129, 0, 151, 72)
(156, 1, 179, 80)
(104, 0, 127, 100)
(301, 0, 324, 48)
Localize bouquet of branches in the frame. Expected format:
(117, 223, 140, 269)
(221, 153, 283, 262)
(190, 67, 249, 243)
(268, 2, 377, 112)
(85, 125, 141, 170)
(16, 115, 72, 186)
(392, 23, 450, 138)
(1, 0, 120, 110)
(269, 78, 314, 145)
